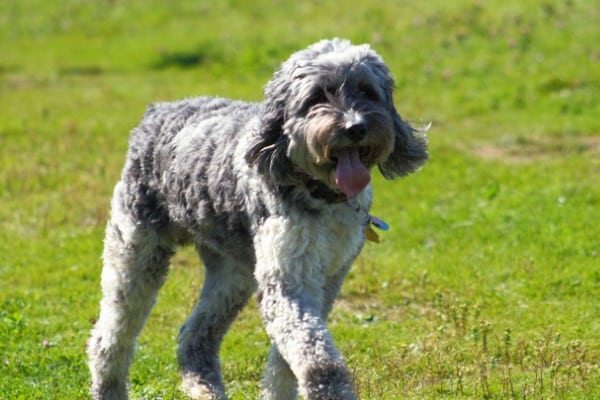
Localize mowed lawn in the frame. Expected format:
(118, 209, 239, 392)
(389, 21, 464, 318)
(1, 1, 598, 399)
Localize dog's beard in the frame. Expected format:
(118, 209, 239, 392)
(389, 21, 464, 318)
(285, 105, 395, 197)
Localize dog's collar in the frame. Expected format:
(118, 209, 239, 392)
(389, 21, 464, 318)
(305, 179, 348, 204)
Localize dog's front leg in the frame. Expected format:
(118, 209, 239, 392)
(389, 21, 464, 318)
(259, 344, 297, 400)
(254, 217, 357, 400)
(256, 283, 356, 400)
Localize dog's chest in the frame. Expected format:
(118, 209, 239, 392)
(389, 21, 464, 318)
(318, 207, 366, 274)
(255, 202, 367, 280)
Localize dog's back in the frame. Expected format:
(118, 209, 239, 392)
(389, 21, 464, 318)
(119, 97, 261, 253)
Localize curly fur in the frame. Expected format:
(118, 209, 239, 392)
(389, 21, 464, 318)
(87, 38, 427, 400)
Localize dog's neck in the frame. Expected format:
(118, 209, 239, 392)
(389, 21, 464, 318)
(304, 179, 348, 204)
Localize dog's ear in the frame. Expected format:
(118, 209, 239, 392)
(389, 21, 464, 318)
(378, 108, 428, 179)
(360, 53, 428, 179)
(245, 74, 299, 186)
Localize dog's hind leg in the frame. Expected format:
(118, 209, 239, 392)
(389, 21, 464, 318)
(178, 245, 256, 400)
(88, 182, 174, 400)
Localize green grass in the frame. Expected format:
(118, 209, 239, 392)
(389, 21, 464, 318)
(1, 0, 598, 398)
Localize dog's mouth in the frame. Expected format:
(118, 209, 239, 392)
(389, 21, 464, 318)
(331, 148, 371, 198)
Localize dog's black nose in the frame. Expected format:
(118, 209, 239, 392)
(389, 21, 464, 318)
(346, 122, 367, 142)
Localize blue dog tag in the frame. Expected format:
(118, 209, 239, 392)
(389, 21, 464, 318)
(369, 215, 389, 231)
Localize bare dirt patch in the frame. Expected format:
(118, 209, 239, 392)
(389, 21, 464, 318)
(472, 135, 600, 163)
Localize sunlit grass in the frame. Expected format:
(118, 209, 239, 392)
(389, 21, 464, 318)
(1, 0, 598, 398)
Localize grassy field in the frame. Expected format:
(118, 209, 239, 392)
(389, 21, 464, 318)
(1, 0, 598, 399)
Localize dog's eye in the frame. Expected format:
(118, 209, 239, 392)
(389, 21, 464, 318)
(358, 85, 380, 102)
(304, 89, 328, 110)
(312, 90, 328, 104)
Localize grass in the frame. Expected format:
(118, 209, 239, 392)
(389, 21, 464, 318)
(1, 0, 598, 398)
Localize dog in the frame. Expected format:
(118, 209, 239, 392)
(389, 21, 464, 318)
(87, 38, 428, 400)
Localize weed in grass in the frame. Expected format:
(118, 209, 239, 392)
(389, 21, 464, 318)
(358, 285, 599, 399)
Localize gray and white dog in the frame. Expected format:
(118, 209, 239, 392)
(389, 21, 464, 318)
(87, 38, 427, 400)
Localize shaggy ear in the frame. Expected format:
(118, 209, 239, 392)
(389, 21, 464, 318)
(378, 109, 428, 179)
(245, 76, 299, 185)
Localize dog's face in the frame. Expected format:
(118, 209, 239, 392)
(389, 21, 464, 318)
(246, 39, 428, 197)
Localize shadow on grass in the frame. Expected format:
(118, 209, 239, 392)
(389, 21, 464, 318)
(59, 66, 104, 76)
(152, 45, 225, 70)
(0, 64, 20, 74)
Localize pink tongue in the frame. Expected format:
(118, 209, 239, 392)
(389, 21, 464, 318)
(335, 149, 371, 198)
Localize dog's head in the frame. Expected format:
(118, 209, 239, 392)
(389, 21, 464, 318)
(246, 38, 428, 198)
